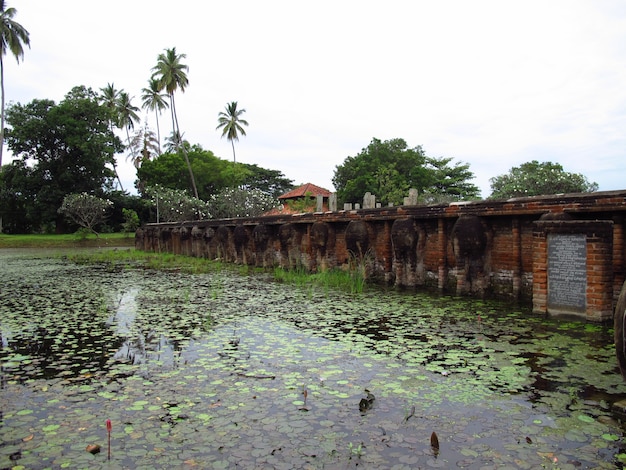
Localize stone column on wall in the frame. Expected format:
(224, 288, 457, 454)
(404, 188, 418, 206)
(329, 193, 337, 212)
(363, 192, 376, 209)
(316, 195, 324, 212)
(533, 220, 614, 321)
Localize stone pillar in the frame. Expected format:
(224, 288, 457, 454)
(363, 192, 376, 209)
(404, 188, 418, 206)
(329, 193, 337, 212)
(316, 195, 324, 212)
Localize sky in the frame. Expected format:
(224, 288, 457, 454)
(4, 0, 626, 198)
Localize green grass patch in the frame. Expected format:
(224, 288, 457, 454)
(0, 232, 135, 248)
(63, 247, 366, 293)
(273, 265, 365, 294)
(67, 249, 222, 274)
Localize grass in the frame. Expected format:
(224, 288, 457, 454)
(1, 233, 368, 293)
(274, 265, 366, 294)
(67, 249, 222, 274)
(0, 232, 135, 248)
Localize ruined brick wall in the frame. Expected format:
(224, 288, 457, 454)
(137, 190, 626, 321)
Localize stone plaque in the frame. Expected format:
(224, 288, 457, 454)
(547, 233, 587, 311)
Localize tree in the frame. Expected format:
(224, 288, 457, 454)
(116, 91, 140, 163)
(136, 145, 238, 200)
(98, 83, 125, 190)
(141, 77, 168, 155)
(151, 47, 198, 198)
(128, 121, 159, 169)
(333, 138, 480, 205)
(216, 101, 249, 163)
(239, 164, 294, 198)
(208, 187, 278, 218)
(136, 144, 293, 201)
(0, 0, 29, 168)
(144, 184, 210, 222)
(4, 86, 122, 232)
(58, 193, 113, 236)
(488, 160, 599, 199)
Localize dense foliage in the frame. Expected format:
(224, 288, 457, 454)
(488, 160, 599, 199)
(332, 138, 480, 205)
(1, 86, 122, 232)
(136, 146, 293, 200)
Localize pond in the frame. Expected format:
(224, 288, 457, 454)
(1, 249, 625, 469)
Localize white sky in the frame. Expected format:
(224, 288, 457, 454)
(5, 0, 626, 197)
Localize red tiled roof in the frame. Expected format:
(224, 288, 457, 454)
(278, 183, 332, 200)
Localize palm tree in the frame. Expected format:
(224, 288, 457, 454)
(216, 101, 249, 163)
(164, 130, 186, 154)
(116, 91, 140, 162)
(141, 77, 168, 155)
(0, 1, 29, 168)
(128, 121, 159, 169)
(151, 47, 198, 198)
(98, 83, 125, 191)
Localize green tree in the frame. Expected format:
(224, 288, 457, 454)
(333, 138, 479, 205)
(0, 0, 29, 168)
(58, 192, 113, 237)
(239, 163, 294, 198)
(151, 47, 198, 198)
(216, 101, 249, 163)
(136, 145, 236, 200)
(488, 160, 599, 199)
(141, 77, 168, 155)
(116, 91, 140, 164)
(4, 86, 122, 232)
(0, 158, 31, 232)
(98, 83, 125, 190)
(421, 156, 480, 204)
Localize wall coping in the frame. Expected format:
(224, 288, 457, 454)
(144, 189, 626, 229)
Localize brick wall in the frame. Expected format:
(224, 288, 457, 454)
(138, 190, 626, 321)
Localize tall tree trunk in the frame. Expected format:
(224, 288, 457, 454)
(0, 54, 5, 168)
(0, 57, 4, 232)
(154, 110, 162, 155)
(231, 140, 236, 163)
(171, 94, 198, 199)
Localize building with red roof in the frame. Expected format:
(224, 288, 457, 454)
(266, 183, 333, 215)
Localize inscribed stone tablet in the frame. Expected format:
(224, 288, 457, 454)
(547, 233, 586, 311)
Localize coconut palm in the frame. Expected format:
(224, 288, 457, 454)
(98, 83, 125, 191)
(116, 91, 140, 160)
(0, 0, 30, 167)
(216, 101, 249, 163)
(141, 77, 168, 155)
(151, 47, 198, 198)
(164, 130, 186, 154)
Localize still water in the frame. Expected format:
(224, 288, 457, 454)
(1, 249, 625, 469)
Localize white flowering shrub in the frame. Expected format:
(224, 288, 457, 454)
(208, 187, 279, 218)
(58, 193, 113, 236)
(144, 185, 211, 222)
